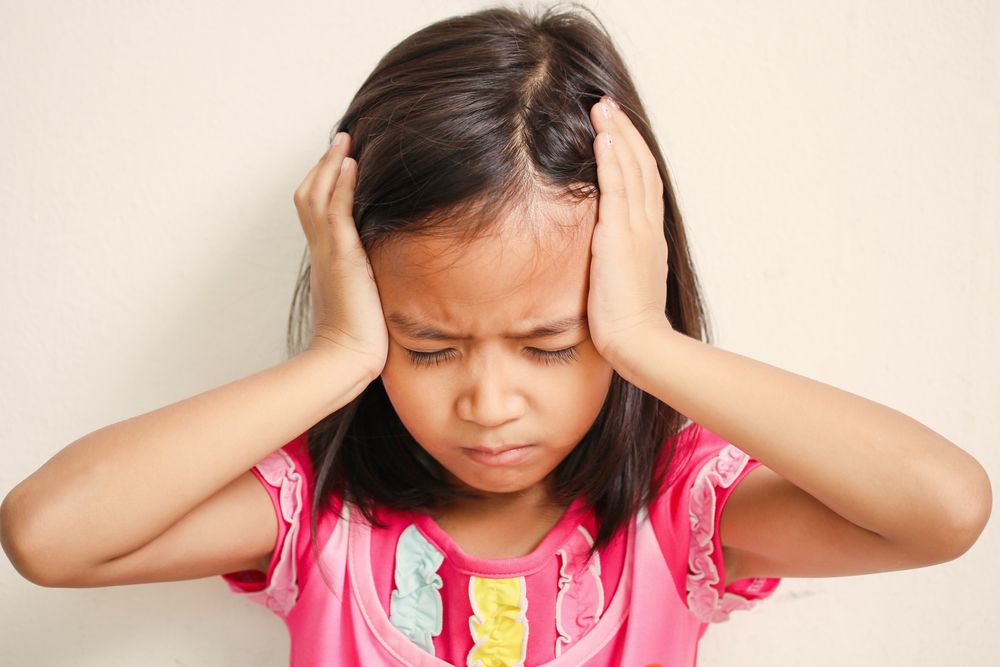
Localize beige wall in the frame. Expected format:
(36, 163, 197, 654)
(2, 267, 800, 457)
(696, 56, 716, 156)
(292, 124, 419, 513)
(1, 1, 996, 664)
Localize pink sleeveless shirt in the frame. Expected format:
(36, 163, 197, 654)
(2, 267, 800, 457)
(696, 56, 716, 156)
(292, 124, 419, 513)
(221, 422, 781, 666)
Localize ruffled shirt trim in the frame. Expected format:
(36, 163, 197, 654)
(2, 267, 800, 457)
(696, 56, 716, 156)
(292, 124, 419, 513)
(244, 448, 304, 616)
(466, 575, 529, 667)
(554, 525, 604, 657)
(347, 501, 639, 667)
(686, 443, 769, 623)
(388, 524, 445, 655)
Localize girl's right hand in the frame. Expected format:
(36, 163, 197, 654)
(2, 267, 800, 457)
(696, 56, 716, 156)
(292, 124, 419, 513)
(293, 131, 388, 378)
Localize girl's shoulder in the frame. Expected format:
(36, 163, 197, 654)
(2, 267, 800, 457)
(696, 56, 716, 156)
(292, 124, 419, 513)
(220, 432, 346, 615)
(646, 421, 782, 622)
(264, 431, 344, 514)
(655, 420, 753, 499)
(648, 420, 760, 530)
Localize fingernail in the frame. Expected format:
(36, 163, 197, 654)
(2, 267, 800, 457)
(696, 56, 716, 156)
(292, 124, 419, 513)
(601, 101, 611, 119)
(603, 95, 620, 110)
(332, 132, 344, 147)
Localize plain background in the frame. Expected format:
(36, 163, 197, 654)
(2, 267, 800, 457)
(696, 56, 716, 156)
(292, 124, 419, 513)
(1, 0, 997, 665)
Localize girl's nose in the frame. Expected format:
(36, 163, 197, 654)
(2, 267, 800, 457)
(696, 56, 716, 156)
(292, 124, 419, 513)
(455, 355, 526, 428)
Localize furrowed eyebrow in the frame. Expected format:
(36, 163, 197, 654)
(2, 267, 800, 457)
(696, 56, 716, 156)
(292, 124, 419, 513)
(386, 312, 588, 341)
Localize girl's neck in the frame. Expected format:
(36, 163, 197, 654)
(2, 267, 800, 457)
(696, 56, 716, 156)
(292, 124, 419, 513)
(435, 476, 564, 521)
(427, 488, 575, 560)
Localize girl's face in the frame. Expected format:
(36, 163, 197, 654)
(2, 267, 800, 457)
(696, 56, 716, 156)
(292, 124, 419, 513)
(371, 197, 614, 506)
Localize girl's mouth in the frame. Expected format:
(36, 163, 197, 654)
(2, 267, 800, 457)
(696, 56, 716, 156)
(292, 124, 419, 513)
(462, 445, 534, 467)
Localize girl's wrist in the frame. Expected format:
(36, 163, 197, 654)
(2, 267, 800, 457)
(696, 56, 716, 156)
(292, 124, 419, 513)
(303, 342, 382, 387)
(599, 319, 677, 387)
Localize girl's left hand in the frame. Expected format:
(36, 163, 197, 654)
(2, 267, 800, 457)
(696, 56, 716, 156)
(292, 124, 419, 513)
(586, 95, 672, 363)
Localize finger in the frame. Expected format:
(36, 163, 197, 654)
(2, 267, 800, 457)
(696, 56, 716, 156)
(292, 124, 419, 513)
(592, 99, 645, 232)
(294, 135, 349, 242)
(327, 155, 360, 253)
(592, 129, 629, 238)
(600, 98, 665, 232)
(293, 155, 327, 245)
(309, 132, 352, 219)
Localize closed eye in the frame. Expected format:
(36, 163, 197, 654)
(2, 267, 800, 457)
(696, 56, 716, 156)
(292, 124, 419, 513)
(405, 346, 580, 368)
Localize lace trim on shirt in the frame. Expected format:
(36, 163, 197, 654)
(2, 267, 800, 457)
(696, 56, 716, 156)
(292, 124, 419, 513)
(554, 525, 604, 657)
(250, 449, 304, 616)
(388, 524, 445, 655)
(686, 443, 768, 623)
(467, 575, 529, 667)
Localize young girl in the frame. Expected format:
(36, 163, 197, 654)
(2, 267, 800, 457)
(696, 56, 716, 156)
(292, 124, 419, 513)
(1, 4, 991, 666)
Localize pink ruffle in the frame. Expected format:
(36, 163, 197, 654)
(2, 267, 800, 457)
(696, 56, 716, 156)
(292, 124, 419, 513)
(225, 448, 304, 616)
(554, 525, 605, 657)
(685, 444, 767, 623)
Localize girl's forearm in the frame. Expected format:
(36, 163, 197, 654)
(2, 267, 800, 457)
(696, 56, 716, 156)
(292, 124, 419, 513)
(610, 324, 991, 555)
(1, 346, 373, 571)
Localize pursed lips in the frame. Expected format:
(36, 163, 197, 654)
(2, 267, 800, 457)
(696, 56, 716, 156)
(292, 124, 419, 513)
(464, 444, 532, 454)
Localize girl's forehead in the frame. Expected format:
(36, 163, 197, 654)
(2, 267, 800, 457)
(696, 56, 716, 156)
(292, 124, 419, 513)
(370, 199, 596, 330)
(373, 194, 595, 282)
(377, 225, 587, 295)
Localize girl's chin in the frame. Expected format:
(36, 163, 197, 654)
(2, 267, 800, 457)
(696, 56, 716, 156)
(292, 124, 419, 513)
(453, 475, 532, 495)
(448, 468, 551, 499)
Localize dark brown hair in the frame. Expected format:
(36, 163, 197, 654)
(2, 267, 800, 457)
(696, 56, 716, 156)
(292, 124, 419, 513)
(287, 2, 713, 566)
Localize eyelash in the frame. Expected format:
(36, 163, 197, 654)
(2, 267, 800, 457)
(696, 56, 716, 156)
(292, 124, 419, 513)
(405, 346, 580, 368)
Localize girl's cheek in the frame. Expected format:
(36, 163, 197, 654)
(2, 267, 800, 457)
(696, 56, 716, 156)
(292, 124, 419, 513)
(380, 361, 404, 393)
(380, 345, 412, 391)
(382, 362, 429, 398)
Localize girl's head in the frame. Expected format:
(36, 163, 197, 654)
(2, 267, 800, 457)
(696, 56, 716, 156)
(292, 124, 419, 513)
(290, 3, 711, 556)
(372, 193, 612, 504)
